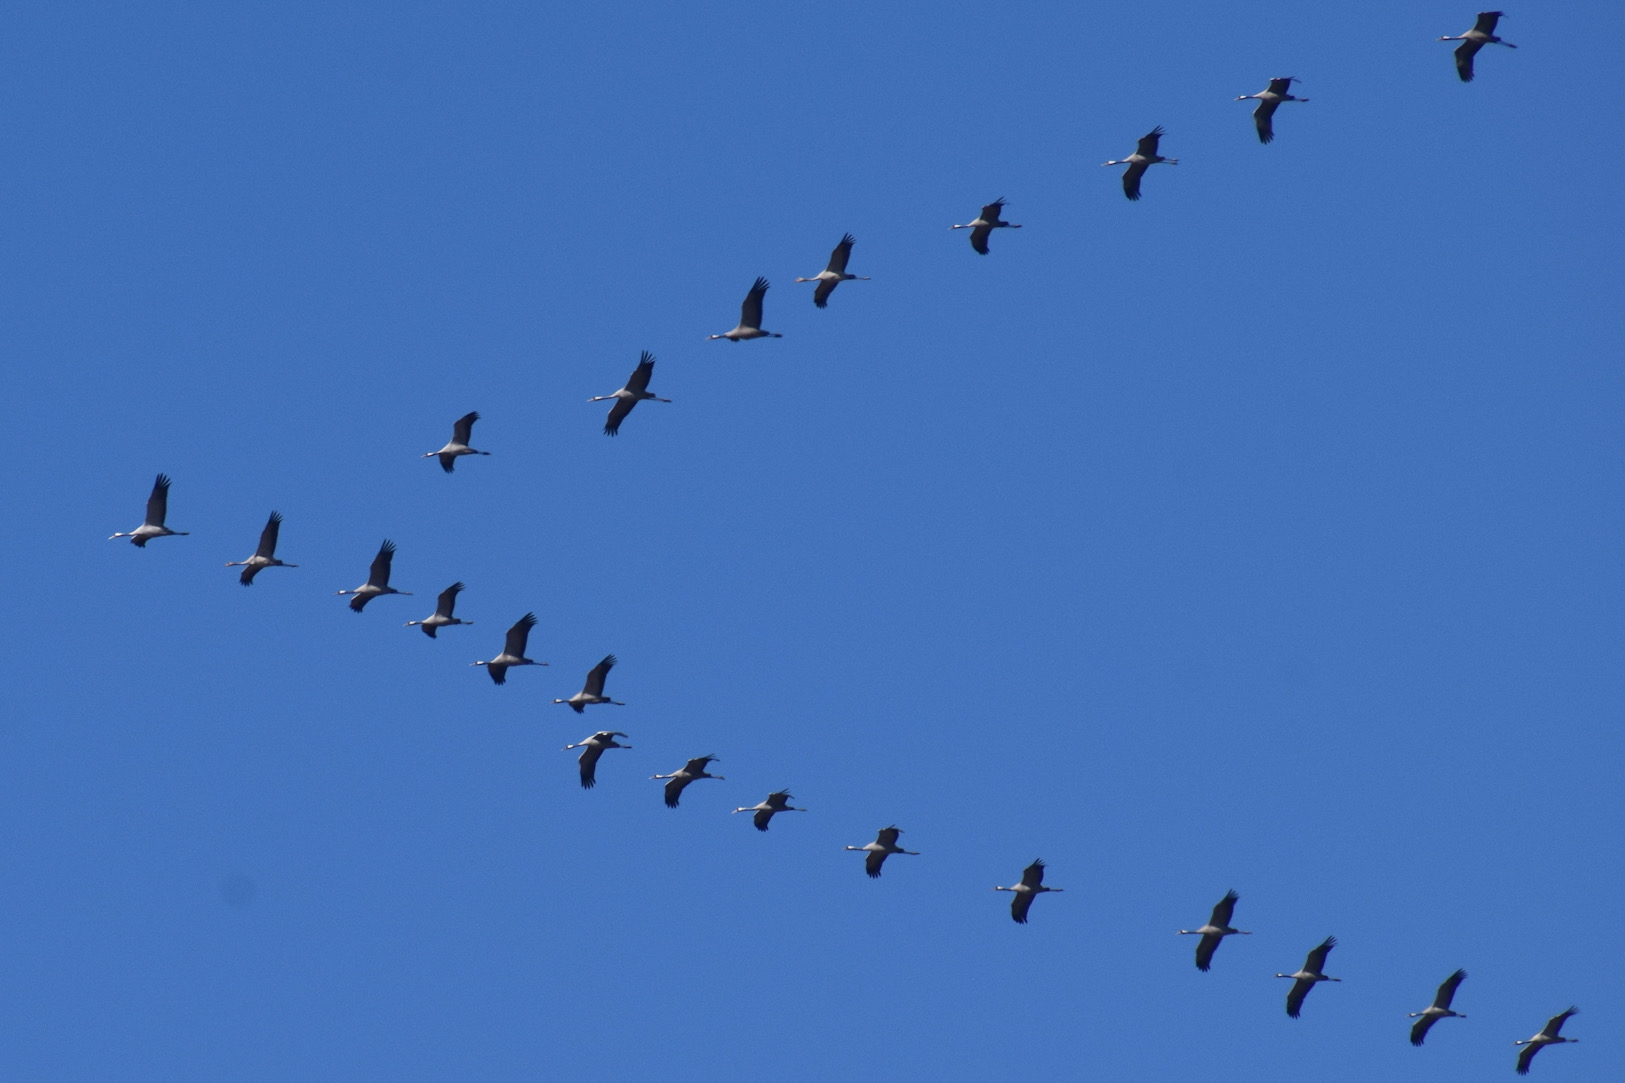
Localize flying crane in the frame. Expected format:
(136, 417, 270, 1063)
(590, 353, 669, 436)
(424, 412, 490, 473)
(471, 613, 544, 684)
(950, 199, 1021, 255)
(1178, 890, 1251, 971)
(731, 791, 806, 832)
(994, 859, 1064, 924)
(1276, 936, 1342, 1018)
(844, 826, 918, 878)
(1103, 128, 1179, 201)
(405, 582, 473, 637)
(652, 756, 724, 807)
(553, 655, 625, 712)
(336, 540, 411, 612)
(109, 474, 188, 547)
(1439, 11, 1516, 82)
(1235, 78, 1307, 144)
(563, 731, 631, 789)
(708, 278, 782, 342)
(794, 234, 869, 307)
(225, 511, 297, 585)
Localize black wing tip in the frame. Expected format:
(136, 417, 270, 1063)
(379, 539, 397, 554)
(751, 276, 770, 291)
(814, 297, 829, 308)
(517, 612, 538, 627)
(1196, 960, 1211, 972)
(1149, 125, 1166, 136)
(866, 869, 882, 879)
(639, 350, 656, 365)
(839, 232, 856, 244)
(154, 473, 173, 488)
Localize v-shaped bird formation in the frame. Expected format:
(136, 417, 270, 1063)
(103, 12, 1585, 1076)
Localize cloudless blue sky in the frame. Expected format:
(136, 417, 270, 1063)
(4, 1, 1622, 1079)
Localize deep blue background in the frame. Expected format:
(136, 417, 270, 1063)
(3, 2, 1620, 1078)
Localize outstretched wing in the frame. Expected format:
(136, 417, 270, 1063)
(604, 397, 636, 436)
(663, 776, 689, 808)
(812, 278, 837, 307)
(452, 411, 479, 445)
(1136, 126, 1165, 156)
(1410, 1014, 1437, 1046)
(826, 234, 855, 275)
(1454, 39, 1483, 82)
(255, 511, 282, 559)
(583, 655, 616, 697)
(1286, 977, 1313, 1018)
(1475, 11, 1503, 35)
(146, 474, 172, 527)
(1516, 1043, 1538, 1075)
(1210, 890, 1239, 927)
(1020, 860, 1047, 889)
(626, 352, 655, 395)
(753, 809, 772, 832)
(1011, 891, 1035, 924)
(1543, 1007, 1578, 1037)
(969, 223, 993, 254)
(504, 613, 537, 656)
(1266, 76, 1295, 95)
(435, 582, 464, 618)
(1434, 968, 1467, 1010)
(876, 826, 901, 848)
(577, 744, 604, 789)
(865, 850, 887, 878)
(1195, 933, 1221, 971)
(1253, 99, 1279, 143)
(740, 277, 770, 330)
(1122, 160, 1149, 201)
(979, 199, 1006, 221)
(368, 540, 396, 588)
(1305, 936, 1336, 973)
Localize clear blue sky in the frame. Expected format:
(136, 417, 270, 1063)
(4, 1, 1622, 1079)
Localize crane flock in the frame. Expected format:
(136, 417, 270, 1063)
(103, 12, 1585, 1076)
